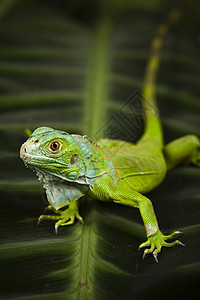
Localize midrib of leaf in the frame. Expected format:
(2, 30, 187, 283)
(74, 16, 113, 299)
(84, 16, 112, 137)
(75, 220, 95, 300)
(67, 207, 133, 300)
(61, 208, 97, 300)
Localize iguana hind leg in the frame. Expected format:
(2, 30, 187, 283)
(164, 135, 200, 170)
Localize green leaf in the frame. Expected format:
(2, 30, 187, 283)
(0, 0, 199, 299)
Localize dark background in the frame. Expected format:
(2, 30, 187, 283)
(0, 0, 200, 299)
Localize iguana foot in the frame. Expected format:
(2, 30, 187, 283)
(138, 230, 184, 263)
(37, 202, 84, 234)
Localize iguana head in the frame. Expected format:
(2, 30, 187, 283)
(20, 127, 87, 182)
(20, 127, 114, 184)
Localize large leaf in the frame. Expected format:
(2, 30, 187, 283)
(0, 0, 200, 299)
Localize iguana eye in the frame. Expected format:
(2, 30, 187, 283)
(49, 141, 61, 152)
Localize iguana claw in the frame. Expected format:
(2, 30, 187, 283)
(139, 230, 184, 262)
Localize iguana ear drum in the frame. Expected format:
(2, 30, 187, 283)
(70, 154, 78, 164)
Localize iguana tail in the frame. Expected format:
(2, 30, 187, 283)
(140, 2, 189, 147)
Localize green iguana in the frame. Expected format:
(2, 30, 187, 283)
(20, 5, 200, 262)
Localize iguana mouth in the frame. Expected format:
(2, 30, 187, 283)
(20, 152, 56, 169)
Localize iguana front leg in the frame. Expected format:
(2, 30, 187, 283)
(38, 201, 84, 234)
(92, 184, 184, 262)
(113, 188, 184, 262)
